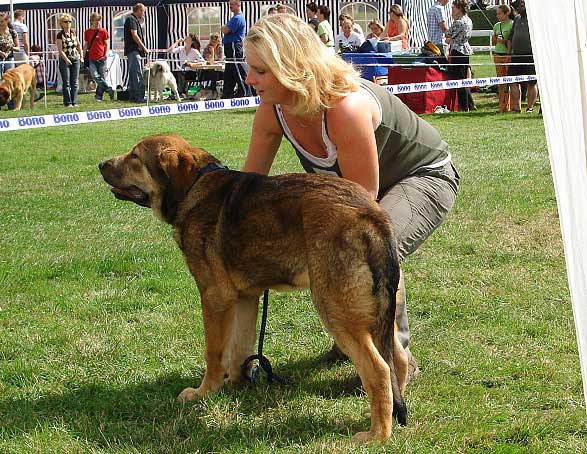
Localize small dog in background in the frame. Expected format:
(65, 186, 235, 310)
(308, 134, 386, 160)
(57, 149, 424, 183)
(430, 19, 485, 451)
(0, 64, 36, 111)
(193, 87, 220, 101)
(144, 60, 181, 102)
(78, 67, 97, 94)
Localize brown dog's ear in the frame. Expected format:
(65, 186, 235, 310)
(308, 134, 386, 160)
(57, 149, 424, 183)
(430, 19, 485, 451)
(157, 148, 199, 224)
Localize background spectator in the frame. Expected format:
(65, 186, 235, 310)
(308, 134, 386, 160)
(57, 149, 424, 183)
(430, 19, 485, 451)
(167, 33, 204, 97)
(267, 7, 277, 15)
(198, 32, 224, 98)
(338, 13, 364, 41)
(124, 3, 149, 102)
(29, 43, 46, 101)
(316, 5, 334, 53)
(492, 4, 513, 113)
(306, 2, 318, 20)
(508, 0, 537, 113)
(56, 13, 82, 107)
(276, 4, 287, 14)
(29, 44, 45, 88)
(12, 10, 28, 65)
(84, 12, 114, 101)
(221, 0, 251, 98)
(381, 5, 410, 49)
(0, 12, 19, 77)
(336, 18, 363, 51)
(366, 19, 385, 40)
(427, 0, 449, 51)
(445, 0, 475, 111)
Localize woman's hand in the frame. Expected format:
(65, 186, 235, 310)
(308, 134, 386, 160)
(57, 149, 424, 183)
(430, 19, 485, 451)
(0, 50, 5, 59)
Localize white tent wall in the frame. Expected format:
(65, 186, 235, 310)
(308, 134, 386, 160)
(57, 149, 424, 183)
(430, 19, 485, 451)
(527, 1, 587, 411)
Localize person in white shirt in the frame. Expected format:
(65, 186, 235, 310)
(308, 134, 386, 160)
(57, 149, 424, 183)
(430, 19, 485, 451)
(12, 9, 29, 65)
(166, 33, 204, 97)
(338, 13, 364, 41)
(336, 19, 364, 50)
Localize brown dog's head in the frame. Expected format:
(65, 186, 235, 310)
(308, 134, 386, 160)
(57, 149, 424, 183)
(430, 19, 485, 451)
(0, 85, 12, 107)
(99, 134, 221, 223)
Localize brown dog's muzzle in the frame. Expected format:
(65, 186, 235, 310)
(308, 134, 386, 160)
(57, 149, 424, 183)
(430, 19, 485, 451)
(99, 159, 151, 207)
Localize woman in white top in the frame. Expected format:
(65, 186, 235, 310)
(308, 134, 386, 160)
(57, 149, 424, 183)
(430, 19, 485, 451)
(167, 33, 204, 96)
(167, 33, 204, 69)
(335, 19, 364, 51)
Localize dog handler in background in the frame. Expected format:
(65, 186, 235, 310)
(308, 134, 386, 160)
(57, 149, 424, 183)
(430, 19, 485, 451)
(241, 14, 460, 381)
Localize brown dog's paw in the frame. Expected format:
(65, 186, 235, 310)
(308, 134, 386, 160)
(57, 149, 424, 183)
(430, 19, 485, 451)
(177, 387, 202, 403)
(352, 430, 389, 443)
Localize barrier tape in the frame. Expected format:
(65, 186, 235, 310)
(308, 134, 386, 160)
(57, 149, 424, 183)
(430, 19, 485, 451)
(0, 74, 536, 133)
(383, 73, 536, 95)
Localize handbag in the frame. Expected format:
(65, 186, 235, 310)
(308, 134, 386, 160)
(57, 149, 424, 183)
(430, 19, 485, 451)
(84, 28, 100, 68)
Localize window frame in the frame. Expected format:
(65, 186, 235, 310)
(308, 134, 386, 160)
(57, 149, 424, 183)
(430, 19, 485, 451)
(112, 10, 133, 53)
(340, 1, 379, 37)
(187, 6, 222, 45)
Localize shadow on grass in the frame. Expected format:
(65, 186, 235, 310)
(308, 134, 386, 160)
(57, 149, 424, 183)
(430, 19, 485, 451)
(0, 356, 369, 451)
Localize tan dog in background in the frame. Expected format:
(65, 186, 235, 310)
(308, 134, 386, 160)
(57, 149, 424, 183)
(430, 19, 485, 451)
(0, 64, 36, 111)
(99, 134, 409, 442)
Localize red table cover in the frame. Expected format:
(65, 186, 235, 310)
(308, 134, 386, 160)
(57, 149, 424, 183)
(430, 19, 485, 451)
(388, 66, 458, 114)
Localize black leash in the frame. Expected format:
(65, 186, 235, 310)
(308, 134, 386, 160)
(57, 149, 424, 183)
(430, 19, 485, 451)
(240, 289, 290, 385)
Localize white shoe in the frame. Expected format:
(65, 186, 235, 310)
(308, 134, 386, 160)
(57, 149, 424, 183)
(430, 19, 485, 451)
(433, 105, 450, 114)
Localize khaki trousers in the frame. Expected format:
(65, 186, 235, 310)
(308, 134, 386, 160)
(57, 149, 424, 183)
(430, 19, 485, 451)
(378, 163, 460, 352)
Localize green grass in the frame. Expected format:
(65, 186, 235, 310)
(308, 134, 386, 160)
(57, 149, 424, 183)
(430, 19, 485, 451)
(1, 83, 585, 453)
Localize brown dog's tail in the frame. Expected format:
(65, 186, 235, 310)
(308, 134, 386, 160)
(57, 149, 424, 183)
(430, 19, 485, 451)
(364, 222, 407, 426)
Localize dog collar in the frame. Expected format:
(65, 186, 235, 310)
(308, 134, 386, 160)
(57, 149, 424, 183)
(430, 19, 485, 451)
(196, 162, 228, 179)
(184, 162, 228, 200)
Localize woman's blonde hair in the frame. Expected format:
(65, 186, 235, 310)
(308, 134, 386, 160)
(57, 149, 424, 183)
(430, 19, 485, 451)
(368, 18, 385, 33)
(90, 12, 102, 22)
(390, 5, 404, 17)
(244, 14, 360, 117)
(59, 13, 73, 26)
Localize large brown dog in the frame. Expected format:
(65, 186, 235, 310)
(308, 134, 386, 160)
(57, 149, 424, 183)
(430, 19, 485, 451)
(99, 134, 408, 442)
(0, 64, 36, 111)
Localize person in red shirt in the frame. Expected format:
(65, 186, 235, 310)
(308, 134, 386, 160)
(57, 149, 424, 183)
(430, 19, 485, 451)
(83, 12, 114, 100)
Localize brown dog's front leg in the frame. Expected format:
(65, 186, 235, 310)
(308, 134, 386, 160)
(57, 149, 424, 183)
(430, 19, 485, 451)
(177, 296, 236, 402)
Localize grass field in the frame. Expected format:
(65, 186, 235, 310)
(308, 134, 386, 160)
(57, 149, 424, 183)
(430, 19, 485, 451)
(1, 62, 586, 453)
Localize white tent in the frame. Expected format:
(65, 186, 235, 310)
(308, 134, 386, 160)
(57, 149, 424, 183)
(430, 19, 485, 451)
(527, 1, 587, 411)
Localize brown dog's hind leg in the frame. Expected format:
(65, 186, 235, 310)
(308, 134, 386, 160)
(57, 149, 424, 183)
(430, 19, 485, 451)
(177, 293, 236, 403)
(333, 328, 393, 442)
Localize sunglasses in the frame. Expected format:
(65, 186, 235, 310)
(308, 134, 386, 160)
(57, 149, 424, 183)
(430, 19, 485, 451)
(63, 20, 72, 23)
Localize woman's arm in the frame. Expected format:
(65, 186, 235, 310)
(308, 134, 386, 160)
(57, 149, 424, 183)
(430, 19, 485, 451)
(76, 35, 83, 61)
(242, 103, 283, 175)
(327, 93, 380, 199)
(379, 23, 389, 40)
(12, 34, 19, 53)
(166, 38, 182, 53)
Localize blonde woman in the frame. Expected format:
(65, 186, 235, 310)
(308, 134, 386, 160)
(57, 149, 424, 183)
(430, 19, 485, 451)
(242, 14, 459, 383)
(366, 19, 385, 40)
(56, 13, 83, 106)
(380, 4, 410, 49)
